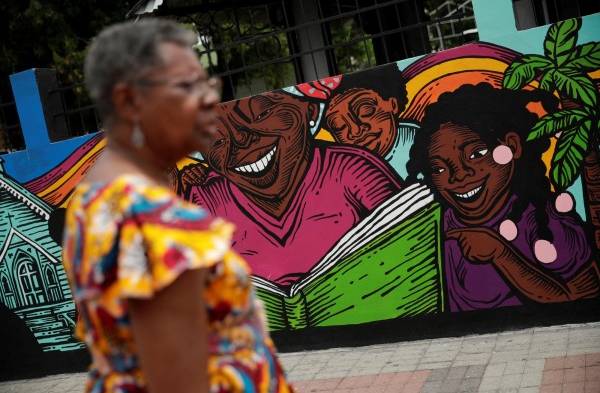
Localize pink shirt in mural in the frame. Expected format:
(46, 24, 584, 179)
(187, 143, 402, 285)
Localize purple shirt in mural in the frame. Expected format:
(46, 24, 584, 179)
(187, 144, 401, 285)
(443, 196, 592, 312)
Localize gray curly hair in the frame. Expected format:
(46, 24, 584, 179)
(84, 18, 196, 124)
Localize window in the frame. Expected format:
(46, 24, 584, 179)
(145, 0, 478, 101)
(1, 274, 16, 309)
(46, 268, 56, 285)
(17, 257, 45, 306)
(45, 267, 62, 302)
(513, 0, 600, 30)
(0, 81, 25, 153)
(9, 0, 481, 140)
(2, 275, 11, 293)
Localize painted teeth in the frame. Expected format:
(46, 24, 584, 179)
(454, 186, 482, 199)
(234, 146, 277, 174)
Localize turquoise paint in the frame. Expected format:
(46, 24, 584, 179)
(473, 0, 600, 55)
(570, 177, 586, 222)
(472, 0, 518, 41)
(0, 164, 83, 352)
(471, 1, 598, 221)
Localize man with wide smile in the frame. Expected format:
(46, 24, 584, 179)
(183, 89, 402, 285)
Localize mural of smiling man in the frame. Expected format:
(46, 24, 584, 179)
(182, 89, 403, 285)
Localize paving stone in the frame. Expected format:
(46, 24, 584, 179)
(459, 377, 482, 392)
(539, 384, 562, 393)
(499, 374, 522, 389)
(418, 361, 453, 370)
(519, 372, 541, 388)
(464, 365, 486, 379)
(585, 380, 600, 393)
(563, 382, 585, 393)
(478, 375, 502, 391)
(484, 363, 507, 378)
(421, 380, 443, 393)
(503, 360, 526, 375)
(426, 367, 450, 382)
(446, 366, 468, 380)
(517, 387, 538, 393)
(2, 322, 599, 393)
(438, 378, 463, 393)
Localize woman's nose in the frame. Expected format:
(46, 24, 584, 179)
(201, 88, 220, 107)
(229, 126, 254, 147)
(449, 162, 475, 183)
(347, 121, 368, 139)
(200, 77, 222, 107)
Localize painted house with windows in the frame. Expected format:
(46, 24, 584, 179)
(0, 158, 82, 352)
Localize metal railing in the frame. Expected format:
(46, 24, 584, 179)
(2, 0, 482, 142)
(166, 0, 480, 101)
(46, 82, 101, 141)
(513, 0, 600, 30)
(0, 100, 24, 154)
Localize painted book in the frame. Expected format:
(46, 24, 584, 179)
(252, 183, 445, 331)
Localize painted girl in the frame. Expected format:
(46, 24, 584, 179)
(407, 83, 599, 312)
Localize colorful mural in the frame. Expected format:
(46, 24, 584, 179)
(0, 1, 599, 377)
(0, 158, 83, 352)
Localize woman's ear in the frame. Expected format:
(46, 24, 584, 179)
(111, 82, 140, 124)
(390, 97, 399, 116)
(503, 132, 523, 159)
(308, 102, 320, 125)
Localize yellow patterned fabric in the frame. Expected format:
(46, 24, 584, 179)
(62, 175, 294, 393)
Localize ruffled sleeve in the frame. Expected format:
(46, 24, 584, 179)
(117, 215, 234, 299)
(94, 179, 234, 313)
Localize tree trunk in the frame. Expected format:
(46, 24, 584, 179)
(559, 95, 600, 251)
(582, 136, 600, 251)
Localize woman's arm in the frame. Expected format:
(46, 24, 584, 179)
(129, 268, 209, 393)
(491, 246, 571, 302)
(493, 248, 600, 302)
(447, 228, 599, 303)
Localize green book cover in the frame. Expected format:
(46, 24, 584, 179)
(252, 183, 444, 331)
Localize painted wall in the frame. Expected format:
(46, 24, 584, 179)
(1, 0, 599, 378)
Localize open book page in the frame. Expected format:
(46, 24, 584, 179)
(297, 202, 442, 327)
(252, 275, 288, 297)
(251, 184, 443, 330)
(251, 183, 434, 298)
(292, 183, 435, 296)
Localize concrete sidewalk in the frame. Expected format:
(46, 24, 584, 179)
(1, 321, 599, 393)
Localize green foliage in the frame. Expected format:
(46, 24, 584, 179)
(0, 0, 133, 91)
(502, 17, 599, 191)
(565, 42, 600, 71)
(552, 68, 597, 106)
(538, 69, 556, 92)
(526, 108, 588, 141)
(185, 7, 296, 99)
(503, 55, 553, 90)
(330, 18, 377, 74)
(551, 120, 591, 190)
(544, 18, 581, 66)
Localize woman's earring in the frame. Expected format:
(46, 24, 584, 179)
(309, 120, 316, 127)
(131, 123, 145, 149)
(492, 145, 513, 165)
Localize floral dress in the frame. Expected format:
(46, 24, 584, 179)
(62, 174, 294, 393)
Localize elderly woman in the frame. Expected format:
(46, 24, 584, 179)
(62, 19, 294, 393)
